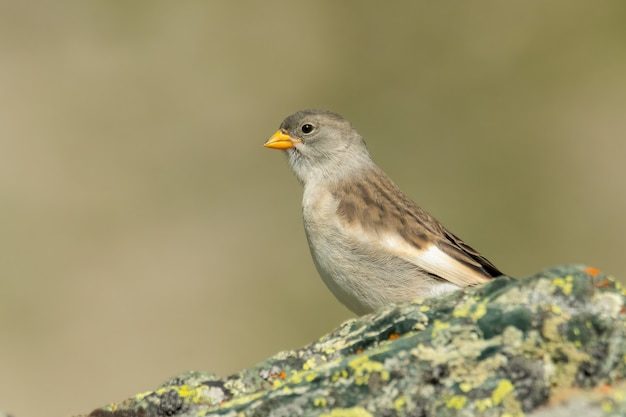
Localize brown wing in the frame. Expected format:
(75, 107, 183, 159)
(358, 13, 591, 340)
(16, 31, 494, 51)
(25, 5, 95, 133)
(334, 167, 503, 286)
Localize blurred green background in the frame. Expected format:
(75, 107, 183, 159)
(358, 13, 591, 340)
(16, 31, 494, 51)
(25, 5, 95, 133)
(1, 2, 625, 416)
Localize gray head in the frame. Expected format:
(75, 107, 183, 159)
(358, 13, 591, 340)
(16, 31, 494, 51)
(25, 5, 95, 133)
(264, 109, 373, 184)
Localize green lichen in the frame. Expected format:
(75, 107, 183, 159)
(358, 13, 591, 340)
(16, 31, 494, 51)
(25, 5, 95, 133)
(85, 265, 626, 417)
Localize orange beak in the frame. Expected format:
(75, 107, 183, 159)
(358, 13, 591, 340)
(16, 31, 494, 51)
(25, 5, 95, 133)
(264, 130, 302, 150)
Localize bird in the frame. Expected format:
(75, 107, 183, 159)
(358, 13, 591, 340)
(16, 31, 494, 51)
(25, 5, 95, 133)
(264, 109, 504, 315)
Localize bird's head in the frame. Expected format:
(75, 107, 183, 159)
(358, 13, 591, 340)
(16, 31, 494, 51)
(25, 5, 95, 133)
(264, 109, 372, 185)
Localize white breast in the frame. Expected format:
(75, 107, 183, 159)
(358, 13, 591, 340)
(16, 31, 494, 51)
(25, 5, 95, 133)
(300, 182, 459, 315)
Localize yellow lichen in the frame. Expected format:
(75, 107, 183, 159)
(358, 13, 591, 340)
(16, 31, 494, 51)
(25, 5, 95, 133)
(552, 276, 574, 295)
(432, 320, 451, 337)
(474, 398, 493, 412)
(349, 356, 389, 385)
(601, 399, 614, 413)
(453, 302, 472, 318)
(314, 397, 328, 408)
(133, 391, 153, 402)
(492, 380, 515, 405)
(331, 369, 349, 382)
(459, 382, 473, 392)
(303, 357, 318, 371)
(101, 403, 119, 412)
(393, 396, 406, 410)
(218, 391, 265, 408)
(446, 395, 467, 409)
(176, 385, 199, 398)
(549, 304, 563, 315)
(471, 302, 488, 321)
(319, 406, 373, 417)
(452, 300, 488, 321)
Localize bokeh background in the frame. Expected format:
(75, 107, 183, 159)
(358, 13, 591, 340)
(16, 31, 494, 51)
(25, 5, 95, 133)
(1, 2, 625, 416)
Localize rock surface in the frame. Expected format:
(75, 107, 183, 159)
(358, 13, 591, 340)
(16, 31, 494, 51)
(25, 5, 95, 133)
(86, 265, 626, 417)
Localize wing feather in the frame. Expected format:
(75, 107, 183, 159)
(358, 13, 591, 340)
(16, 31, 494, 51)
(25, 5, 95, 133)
(333, 168, 504, 287)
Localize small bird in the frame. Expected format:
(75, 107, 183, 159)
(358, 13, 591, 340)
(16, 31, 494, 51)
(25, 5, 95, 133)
(264, 109, 503, 315)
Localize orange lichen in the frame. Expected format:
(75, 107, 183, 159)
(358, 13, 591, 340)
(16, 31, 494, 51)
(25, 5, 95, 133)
(585, 267, 601, 276)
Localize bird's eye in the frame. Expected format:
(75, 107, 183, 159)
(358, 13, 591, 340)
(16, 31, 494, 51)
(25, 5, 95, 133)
(301, 124, 314, 134)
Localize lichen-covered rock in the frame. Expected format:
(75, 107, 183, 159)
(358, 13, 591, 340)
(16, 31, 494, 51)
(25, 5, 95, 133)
(87, 265, 626, 417)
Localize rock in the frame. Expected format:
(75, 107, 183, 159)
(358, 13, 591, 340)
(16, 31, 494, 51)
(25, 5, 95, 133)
(86, 265, 626, 417)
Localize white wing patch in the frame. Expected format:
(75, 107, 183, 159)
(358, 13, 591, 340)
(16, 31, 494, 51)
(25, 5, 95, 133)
(377, 232, 491, 287)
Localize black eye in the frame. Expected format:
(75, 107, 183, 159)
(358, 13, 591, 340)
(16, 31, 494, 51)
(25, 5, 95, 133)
(301, 124, 314, 134)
